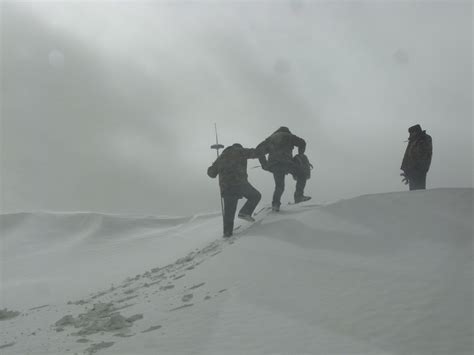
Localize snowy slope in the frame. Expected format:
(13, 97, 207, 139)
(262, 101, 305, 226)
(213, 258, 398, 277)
(1, 188, 472, 354)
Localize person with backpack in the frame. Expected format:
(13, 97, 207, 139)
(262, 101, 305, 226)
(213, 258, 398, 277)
(256, 127, 311, 211)
(400, 124, 433, 190)
(207, 143, 262, 238)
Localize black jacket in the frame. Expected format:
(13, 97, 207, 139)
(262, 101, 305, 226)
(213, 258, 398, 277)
(208, 145, 259, 196)
(401, 131, 433, 176)
(256, 127, 306, 172)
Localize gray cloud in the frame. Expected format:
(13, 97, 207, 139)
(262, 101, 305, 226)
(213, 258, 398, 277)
(1, 1, 472, 216)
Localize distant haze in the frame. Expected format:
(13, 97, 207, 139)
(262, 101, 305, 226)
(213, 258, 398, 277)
(1, 0, 472, 216)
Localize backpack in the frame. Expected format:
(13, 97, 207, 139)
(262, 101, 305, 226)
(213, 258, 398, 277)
(292, 153, 314, 179)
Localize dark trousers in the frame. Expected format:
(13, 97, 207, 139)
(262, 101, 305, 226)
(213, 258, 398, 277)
(272, 164, 306, 207)
(408, 172, 427, 190)
(222, 182, 261, 235)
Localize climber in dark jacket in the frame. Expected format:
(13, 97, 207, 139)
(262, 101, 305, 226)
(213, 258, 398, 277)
(256, 127, 311, 211)
(208, 143, 261, 237)
(401, 124, 433, 190)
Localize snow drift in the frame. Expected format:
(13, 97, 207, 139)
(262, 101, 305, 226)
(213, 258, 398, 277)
(1, 188, 472, 354)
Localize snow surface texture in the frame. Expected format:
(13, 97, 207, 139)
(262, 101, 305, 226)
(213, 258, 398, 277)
(0, 188, 472, 354)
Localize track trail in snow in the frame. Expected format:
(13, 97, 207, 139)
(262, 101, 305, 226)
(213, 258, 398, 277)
(0, 204, 280, 354)
(1, 189, 472, 354)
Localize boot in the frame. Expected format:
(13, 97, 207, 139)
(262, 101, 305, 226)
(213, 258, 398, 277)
(238, 213, 256, 222)
(294, 196, 311, 204)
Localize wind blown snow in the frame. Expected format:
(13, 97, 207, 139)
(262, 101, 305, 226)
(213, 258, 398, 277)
(0, 188, 472, 354)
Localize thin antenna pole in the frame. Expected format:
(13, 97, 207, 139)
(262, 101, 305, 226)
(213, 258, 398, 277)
(212, 123, 225, 227)
(214, 123, 220, 157)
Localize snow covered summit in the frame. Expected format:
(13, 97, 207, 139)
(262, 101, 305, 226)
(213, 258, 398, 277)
(1, 188, 472, 354)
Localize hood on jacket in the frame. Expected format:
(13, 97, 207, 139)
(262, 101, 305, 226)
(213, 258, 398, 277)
(273, 126, 291, 135)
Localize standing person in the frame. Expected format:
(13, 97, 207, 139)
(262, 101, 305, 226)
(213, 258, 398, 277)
(400, 124, 433, 190)
(207, 143, 262, 238)
(256, 127, 311, 212)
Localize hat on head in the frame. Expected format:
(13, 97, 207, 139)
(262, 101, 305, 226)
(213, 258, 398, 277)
(408, 124, 422, 134)
(232, 143, 243, 148)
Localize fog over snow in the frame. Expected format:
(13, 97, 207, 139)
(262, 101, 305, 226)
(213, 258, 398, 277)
(1, 1, 472, 215)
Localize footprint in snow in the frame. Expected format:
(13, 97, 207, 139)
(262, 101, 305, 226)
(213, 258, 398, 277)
(85, 341, 114, 354)
(169, 304, 193, 312)
(0, 342, 15, 349)
(114, 333, 135, 338)
(29, 305, 49, 311)
(188, 282, 205, 290)
(0, 309, 21, 321)
(141, 325, 162, 333)
(116, 295, 139, 304)
(181, 294, 193, 302)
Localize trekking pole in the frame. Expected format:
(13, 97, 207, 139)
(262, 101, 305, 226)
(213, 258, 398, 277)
(210, 123, 225, 218)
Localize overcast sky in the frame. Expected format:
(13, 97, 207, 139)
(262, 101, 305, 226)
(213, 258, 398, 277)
(1, 0, 472, 216)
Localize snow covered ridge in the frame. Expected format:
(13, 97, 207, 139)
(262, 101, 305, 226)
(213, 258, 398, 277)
(1, 188, 472, 354)
(0, 210, 221, 240)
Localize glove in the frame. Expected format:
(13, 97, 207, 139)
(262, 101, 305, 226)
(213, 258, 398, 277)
(261, 161, 271, 171)
(259, 157, 269, 171)
(400, 172, 409, 185)
(207, 165, 218, 178)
